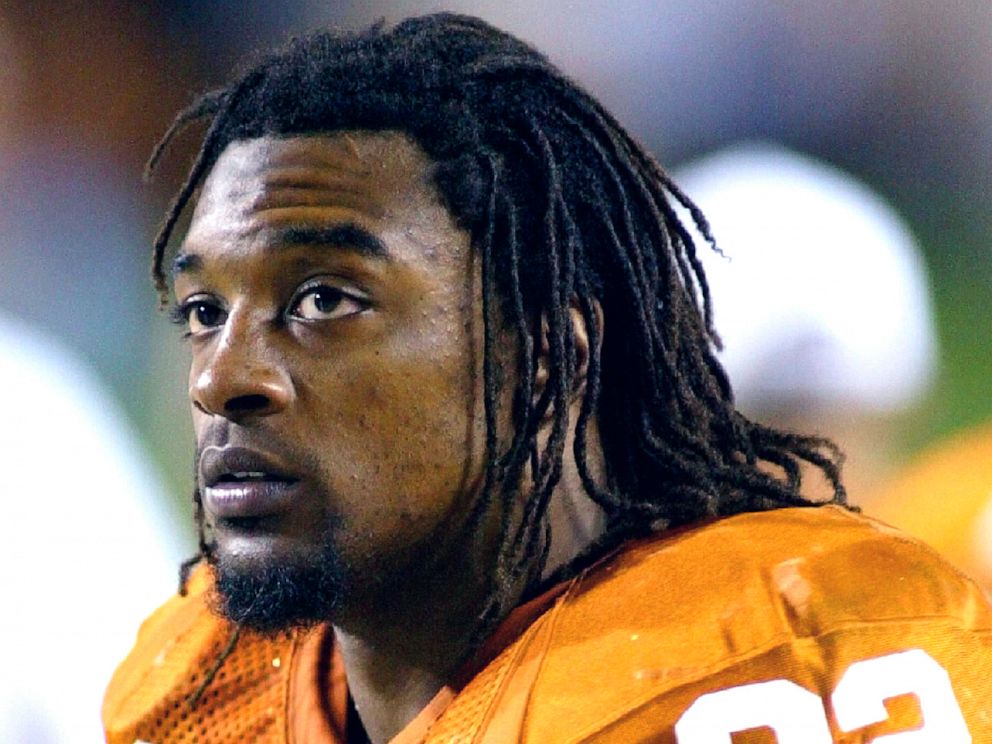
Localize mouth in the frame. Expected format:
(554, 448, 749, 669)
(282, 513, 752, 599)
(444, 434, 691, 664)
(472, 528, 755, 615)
(200, 446, 302, 522)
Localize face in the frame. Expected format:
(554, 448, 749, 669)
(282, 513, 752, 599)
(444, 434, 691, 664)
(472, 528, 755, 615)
(173, 132, 498, 630)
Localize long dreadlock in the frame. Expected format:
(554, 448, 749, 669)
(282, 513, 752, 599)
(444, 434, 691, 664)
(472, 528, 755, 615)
(152, 12, 847, 692)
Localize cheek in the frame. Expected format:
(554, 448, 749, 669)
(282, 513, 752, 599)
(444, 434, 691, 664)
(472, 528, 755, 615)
(298, 322, 489, 542)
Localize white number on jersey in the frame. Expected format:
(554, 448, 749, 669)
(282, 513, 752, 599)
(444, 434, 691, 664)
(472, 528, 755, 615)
(674, 679, 832, 743)
(674, 649, 970, 743)
(832, 649, 969, 742)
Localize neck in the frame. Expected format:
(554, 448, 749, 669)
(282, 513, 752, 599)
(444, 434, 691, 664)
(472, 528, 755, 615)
(333, 626, 461, 744)
(334, 406, 608, 743)
(331, 501, 506, 743)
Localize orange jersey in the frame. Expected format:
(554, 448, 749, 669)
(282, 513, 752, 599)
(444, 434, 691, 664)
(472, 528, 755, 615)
(863, 423, 992, 589)
(104, 505, 992, 743)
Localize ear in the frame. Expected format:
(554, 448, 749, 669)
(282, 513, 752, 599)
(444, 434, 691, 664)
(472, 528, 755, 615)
(534, 297, 604, 408)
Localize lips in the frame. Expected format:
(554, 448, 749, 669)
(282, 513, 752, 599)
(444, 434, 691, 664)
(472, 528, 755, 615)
(200, 446, 301, 520)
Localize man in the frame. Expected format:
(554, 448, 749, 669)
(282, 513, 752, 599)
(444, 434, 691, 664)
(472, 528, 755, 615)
(104, 14, 992, 743)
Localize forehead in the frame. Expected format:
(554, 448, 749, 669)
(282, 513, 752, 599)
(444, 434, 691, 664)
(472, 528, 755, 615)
(181, 131, 464, 268)
(197, 131, 434, 205)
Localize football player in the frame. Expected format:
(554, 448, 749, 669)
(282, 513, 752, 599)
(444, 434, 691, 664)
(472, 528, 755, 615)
(105, 15, 992, 742)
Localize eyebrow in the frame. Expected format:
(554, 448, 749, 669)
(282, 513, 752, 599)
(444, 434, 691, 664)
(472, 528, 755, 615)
(172, 223, 390, 277)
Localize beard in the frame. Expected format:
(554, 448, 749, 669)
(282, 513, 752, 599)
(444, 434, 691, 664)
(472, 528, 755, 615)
(206, 520, 349, 635)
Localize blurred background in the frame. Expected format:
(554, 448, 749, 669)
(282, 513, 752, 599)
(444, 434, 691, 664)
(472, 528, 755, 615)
(0, 1, 989, 740)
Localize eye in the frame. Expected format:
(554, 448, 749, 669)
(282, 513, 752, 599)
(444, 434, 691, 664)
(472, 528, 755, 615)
(290, 284, 367, 321)
(171, 298, 227, 336)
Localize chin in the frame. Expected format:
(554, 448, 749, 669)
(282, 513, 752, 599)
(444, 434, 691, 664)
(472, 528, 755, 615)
(209, 539, 349, 635)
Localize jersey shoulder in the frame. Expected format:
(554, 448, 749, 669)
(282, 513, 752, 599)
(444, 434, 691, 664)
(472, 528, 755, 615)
(865, 423, 992, 587)
(434, 506, 992, 743)
(102, 565, 296, 744)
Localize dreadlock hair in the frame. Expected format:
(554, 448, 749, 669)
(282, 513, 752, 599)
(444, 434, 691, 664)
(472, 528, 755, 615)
(153, 13, 847, 632)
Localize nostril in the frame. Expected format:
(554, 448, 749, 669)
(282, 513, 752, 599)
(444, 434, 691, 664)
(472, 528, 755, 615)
(224, 394, 272, 413)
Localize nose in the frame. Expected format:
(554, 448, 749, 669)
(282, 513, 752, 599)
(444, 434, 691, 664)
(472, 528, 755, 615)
(190, 318, 294, 421)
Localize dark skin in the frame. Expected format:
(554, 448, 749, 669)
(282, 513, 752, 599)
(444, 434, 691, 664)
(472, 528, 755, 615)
(173, 131, 606, 743)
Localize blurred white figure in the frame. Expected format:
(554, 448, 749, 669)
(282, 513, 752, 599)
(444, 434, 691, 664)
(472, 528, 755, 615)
(0, 315, 183, 743)
(675, 143, 937, 499)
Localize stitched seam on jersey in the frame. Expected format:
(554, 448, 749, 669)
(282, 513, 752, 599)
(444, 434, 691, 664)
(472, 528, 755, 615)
(516, 583, 575, 744)
(479, 618, 545, 741)
(473, 577, 581, 743)
(562, 615, 991, 743)
(422, 616, 543, 742)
